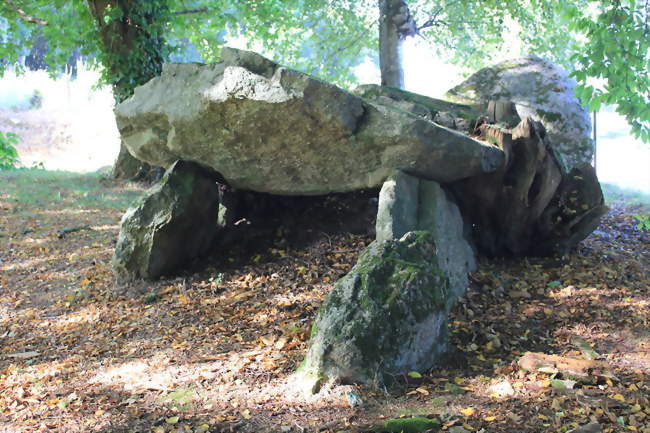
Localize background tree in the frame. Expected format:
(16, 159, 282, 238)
(377, 0, 648, 140)
(568, 0, 649, 142)
(85, 0, 170, 179)
(0, 0, 374, 178)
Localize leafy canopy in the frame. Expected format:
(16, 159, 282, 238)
(566, 0, 650, 142)
(0, 0, 647, 140)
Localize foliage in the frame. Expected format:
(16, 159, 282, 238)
(0, 131, 20, 169)
(634, 214, 650, 231)
(567, 0, 650, 142)
(0, 0, 647, 137)
(166, 0, 376, 86)
(0, 2, 98, 75)
(0, 0, 374, 89)
(408, 0, 587, 71)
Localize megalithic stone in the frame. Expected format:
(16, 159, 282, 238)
(375, 171, 476, 303)
(112, 161, 221, 282)
(115, 48, 504, 196)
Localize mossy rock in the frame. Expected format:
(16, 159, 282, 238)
(375, 416, 441, 433)
(297, 231, 452, 389)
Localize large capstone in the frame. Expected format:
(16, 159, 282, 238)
(446, 56, 593, 170)
(115, 48, 503, 195)
(112, 160, 220, 281)
(376, 171, 476, 301)
(298, 231, 452, 389)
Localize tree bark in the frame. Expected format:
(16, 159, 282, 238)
(87, 0, 167, 180)
(379, 0, 416, 88)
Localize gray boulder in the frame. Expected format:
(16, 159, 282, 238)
(113, 160, 220, 281)
(115, 48, 503, 195)
(446, 56, 593, 170)
(376, 171, 476, 301)
(298, 231, 451, 389)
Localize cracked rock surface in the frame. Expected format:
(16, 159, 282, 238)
(115, 48, 503, 195)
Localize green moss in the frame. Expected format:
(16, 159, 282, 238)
(309, 321, 319, 339)
(496, 60, 522, 70)
(376, 417, 441, 433)
(357, 84, 479, 121)
(301, 232, 451, 386)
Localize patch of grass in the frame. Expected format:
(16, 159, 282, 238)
(601, 182, 650, 213)
(0, 168, 143, 213)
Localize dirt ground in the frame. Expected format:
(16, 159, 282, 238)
(1, 160, 649, 433)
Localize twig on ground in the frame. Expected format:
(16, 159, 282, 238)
(56, 225, 93, 239)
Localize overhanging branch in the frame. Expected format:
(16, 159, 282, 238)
(4, 0, 48, 25)
(173, 7, 211, 15)
(416, 6, 444, 32)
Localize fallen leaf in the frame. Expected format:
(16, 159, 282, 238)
(461, 407, 476, 417)
(611, 394, 625, 402)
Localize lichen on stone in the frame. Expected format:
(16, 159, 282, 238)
(297, 231, 453, 388)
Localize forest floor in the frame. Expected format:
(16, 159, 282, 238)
(0, 170, 649, 433)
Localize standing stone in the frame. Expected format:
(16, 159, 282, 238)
(297, 231, 451, 390)
(375, 171, 419, 242)
(417, 180, 476, 302)
(446, 56, 593, 170)
(376, 171, 476, 300)
(112, 160, 220, 281)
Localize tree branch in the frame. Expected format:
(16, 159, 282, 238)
(417, 6, 444, 31)
(173, 7, 211, 16)
(4, 0, 48, 25)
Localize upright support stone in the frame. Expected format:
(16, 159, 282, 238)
(112, 160, 221, 282)
(297, 174, 480, 390)
(297, 231, 451, 390)
(375, 171, 419, 242)
(375, 171, 476, 300)
(417, 180, 477, 302)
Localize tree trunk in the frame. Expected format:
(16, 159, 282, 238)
(379, 0, 416, 88)
(87, 0, 168, 180)
(450, 116, 607, 256)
